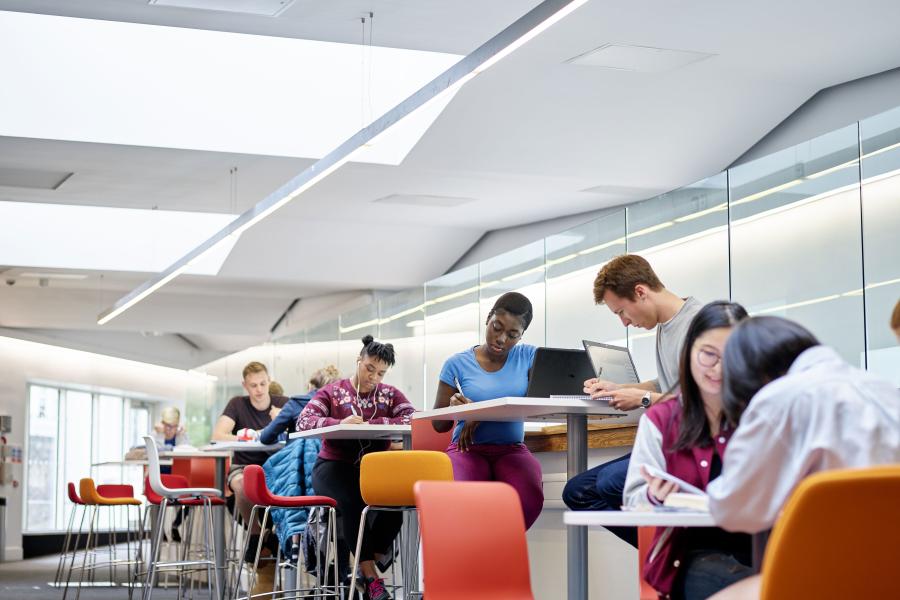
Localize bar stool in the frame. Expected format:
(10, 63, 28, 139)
(350, 450, 454, 600)
(70, 478, 143, 599)
(54, 482, 88, 588)
(232, 464, 340, 599)
(143, 436, 224, 600)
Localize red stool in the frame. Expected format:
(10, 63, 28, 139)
(55, 483, 87, 589)
(232, 464, 339, 599)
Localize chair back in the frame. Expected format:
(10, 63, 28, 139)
(414, 480, 533, 600)
(144, 474, 191, 505)
(242, 465, 273, 507)
(143, 435, 179, 499)
(360, 450, 453, 507)
(97, 484, 135, 499)
(637, 527, 659, 600)
(79, 478, 101, 505)
(67, 482, 84, 505)
(760, 465, 900, 599)
(410, 419, 452, 452)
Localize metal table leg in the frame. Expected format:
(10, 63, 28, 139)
(400, 432, 419, 599)
(214, 456, 227, 600)
(566, 414, 588, 600)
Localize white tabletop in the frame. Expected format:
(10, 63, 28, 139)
(159, 441, 283, 459)
(289, 424, 411, 441)
(412, 396, 632, 422)
(93, 459, 172, 467)
(564, 509, 716, 527)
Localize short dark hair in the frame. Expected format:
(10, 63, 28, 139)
(672, 301, 749, 451)
(359, 334, 396, 367)
(593, 254, 664, 304)
(722, 316, 820, 426)
(487, 292, 533, 330)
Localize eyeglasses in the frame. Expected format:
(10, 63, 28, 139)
(696, 348, 722, 368)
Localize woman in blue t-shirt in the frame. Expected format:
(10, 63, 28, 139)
(432, 291, 543, 528)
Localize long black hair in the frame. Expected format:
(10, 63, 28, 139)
(672, 300, 748, 451)
(721, 316, 819, 427)
(359, 334, 396, 367)
(487, 291, 533, 330)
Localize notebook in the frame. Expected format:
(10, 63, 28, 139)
(525, 347, 596, 399)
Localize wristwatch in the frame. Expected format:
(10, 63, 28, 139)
(641, 392, 652, 408)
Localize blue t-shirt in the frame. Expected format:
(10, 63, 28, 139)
(439, 343, 537, 445)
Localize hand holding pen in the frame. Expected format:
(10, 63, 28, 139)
(449, 377, 471, 406)
(341, 401, 365, 424)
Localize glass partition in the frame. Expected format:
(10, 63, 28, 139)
(424, 265, 480, 407)
(729, 124, 865, 365)
(545, 210, 626, 350)
(860, 107, 900, 385)
(379, 287, 426, 408)
(626, 173, 731, 382)
(338, 303, 379, 377)
(304, 318, 342, 389)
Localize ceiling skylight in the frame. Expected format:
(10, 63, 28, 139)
(0, 11, 463, 166)
(0, 201, 238, 275)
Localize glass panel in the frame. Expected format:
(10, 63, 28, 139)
(478, 240, 546, 347)
(626, 173, 731, 383)
(424, 265, 480, 407)
(545, 210, 627, 349)
(860, 106, 900, 384)
(729, 124, 865, 365)
(273, 336, 306, 398)
(304, 319, 342, 392)
(26, 385, 59, 531)
(339, 303, 380, 378)
(379, 287, 426, 409)
(61, 390, 92, 531)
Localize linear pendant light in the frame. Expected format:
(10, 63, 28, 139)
(97, 0, 589, 325)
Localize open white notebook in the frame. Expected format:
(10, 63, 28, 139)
(643, 464, 708, 497)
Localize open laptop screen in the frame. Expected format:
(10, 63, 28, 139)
(581, 340, 640, 385)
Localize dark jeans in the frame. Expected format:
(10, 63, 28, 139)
(673, 550, 754, 600)
(312, 458, 402, 568)
(561, 452, 636, 547)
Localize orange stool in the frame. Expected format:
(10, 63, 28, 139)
(350, 450, 454, 599)
(414, 480, 533, 600)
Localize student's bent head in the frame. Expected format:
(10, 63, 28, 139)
(242, 361, 270, 403)
(891, 298, 900, 343)
(309, 365, 341, 390)
(484, 292, 533, 359)
(722, 316, 819, 426)
(673, 301, 748, 450)
(357, 335, 395, 393)
(593, 254, 665, 330)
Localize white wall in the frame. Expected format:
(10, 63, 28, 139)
(0, 334, 212, 561)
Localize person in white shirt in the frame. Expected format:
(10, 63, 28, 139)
(707, 316, 900, 533)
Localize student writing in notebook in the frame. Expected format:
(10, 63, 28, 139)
(563, 255, 702, 546)
(623, 301, 753, 600)
(431, 292, 544, 529)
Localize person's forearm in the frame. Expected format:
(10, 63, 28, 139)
(211, 430, 237, 441)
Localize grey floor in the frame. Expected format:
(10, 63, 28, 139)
(0, 551, 197, 599)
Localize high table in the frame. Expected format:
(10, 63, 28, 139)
(289, 425, 414, 596)
(161, 441, 284, 599)
(412, 397, 631, 600)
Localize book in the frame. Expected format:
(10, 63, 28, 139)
(663, 492, 709, 512)
(643, 464, 708, 497)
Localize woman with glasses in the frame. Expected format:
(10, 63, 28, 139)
(622, 301, 752, 600)
(431, 291, 544, 529)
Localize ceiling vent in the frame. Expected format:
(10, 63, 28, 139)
(0, 167, 73, 190)
(373, 194, 475, 208)
(566, 43, 715, 73)
(148, 0, 295, 17)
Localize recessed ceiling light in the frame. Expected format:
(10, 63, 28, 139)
(20, 272, 88, 280)
(373, 194, 475, 207)
(148, 0, 295, 17)
(566, 43, 715, 73)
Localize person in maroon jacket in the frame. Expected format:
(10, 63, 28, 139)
(296, 335, 414, 600)
(622, 301, 752, 600)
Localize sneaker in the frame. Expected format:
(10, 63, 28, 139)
(365, 577, 392, 600)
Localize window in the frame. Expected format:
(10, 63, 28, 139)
(25, 383, 159, 532)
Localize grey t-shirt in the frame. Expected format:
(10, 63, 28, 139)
(654, 296, 703, 393)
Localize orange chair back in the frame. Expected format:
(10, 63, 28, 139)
(637, 527, 659, 600)
(360, 450, 453, 506)
(79, 478, 141, 506)
(411, 419, 452, 452)
(760, 465, 900, 600)
(414, 480, 533, 600)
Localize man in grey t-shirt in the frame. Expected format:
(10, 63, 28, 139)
(562, 254, 702, 546)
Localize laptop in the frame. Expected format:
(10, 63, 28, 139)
(525, 347, 596, 398)
(581, 340, 640, 386)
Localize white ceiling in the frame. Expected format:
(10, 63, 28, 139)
(2, 0, 900, 369)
